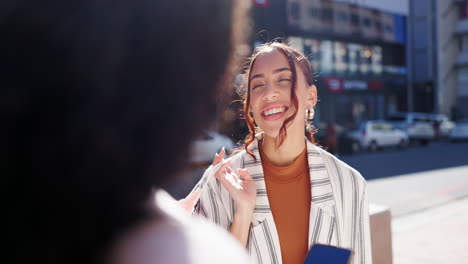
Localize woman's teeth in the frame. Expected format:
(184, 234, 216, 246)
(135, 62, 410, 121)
(264, 107, 285, 116)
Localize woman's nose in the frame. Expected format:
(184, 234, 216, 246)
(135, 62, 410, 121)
(262, 84, 279, 101)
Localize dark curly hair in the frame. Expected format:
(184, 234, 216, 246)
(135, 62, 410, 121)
(1, 0, 249, 263)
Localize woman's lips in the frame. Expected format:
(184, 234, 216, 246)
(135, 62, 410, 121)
(261, 105, 288, 121)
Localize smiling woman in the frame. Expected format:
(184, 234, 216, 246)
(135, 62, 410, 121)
(193, 42, 373, 264)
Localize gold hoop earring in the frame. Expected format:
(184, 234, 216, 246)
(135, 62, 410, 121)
(306, 107, 315, 120)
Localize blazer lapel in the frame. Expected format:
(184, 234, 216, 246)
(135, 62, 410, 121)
(306, 141, 339, 248)
(241, 135, 339, 263)
(243, 134, 283, 264)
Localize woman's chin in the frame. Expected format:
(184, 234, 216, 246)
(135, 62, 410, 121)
(259, 128, 280, 139)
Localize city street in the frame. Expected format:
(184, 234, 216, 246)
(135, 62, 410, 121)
(341, 141, 468, 181)
(350, 141, 468, 263)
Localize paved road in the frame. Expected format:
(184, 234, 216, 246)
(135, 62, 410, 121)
(340, 141, 468, 180)
(171, 141, 468, 199)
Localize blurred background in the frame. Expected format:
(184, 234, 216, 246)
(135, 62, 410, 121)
(173, 1, 468, 263)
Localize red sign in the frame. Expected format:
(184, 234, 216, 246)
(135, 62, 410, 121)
(368, 81, 384, 90)
(324, 77, 343, 93)
(253, 0, 270, 8)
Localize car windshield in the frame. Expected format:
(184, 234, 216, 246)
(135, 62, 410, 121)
(387, 116, 405, 121)
(414, 117, 431, 123)
(358, 123, 367, 131)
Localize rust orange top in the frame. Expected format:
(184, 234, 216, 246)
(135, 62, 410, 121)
(260, 145, 311, 264)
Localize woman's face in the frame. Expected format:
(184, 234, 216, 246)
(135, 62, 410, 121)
(249, 49, 316, 138)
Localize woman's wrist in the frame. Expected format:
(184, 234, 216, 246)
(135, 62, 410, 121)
(235, 201, 255, 216)
(234, 203, 254, 220)
(230, 203, 254, 247)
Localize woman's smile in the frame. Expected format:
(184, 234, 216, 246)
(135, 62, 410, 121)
(261, 104, 289, 121)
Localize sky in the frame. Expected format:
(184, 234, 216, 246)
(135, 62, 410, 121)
(333, 0, 409, 15)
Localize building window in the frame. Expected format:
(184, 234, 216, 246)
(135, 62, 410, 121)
(309, 8, 320, 19)
(290, 2, 300, 20)
(338, 12, 348, 22)
(321, 8, 333, 21)
(459, 2, 467, 19)
(351, 14, 359, 26)
(384, 24, 393, 33)
(363, 18, 372, 27)
(375, 21, 382, 32)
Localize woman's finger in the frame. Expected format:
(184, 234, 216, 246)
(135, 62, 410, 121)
(211, 147, 226, 166)
(237, 168, 253, 181)
(212, 153, 220, 166)
(224, 172, 242, 191)
(214, 160, 231, 180)
(219, 147, 226, 159)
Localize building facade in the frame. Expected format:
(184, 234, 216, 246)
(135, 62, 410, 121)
(408, 0, 468, 119)
(454, 0, 468, 118)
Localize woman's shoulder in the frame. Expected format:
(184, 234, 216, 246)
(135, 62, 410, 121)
(110, 190, 249, 264)
(312, 145, 367, 188)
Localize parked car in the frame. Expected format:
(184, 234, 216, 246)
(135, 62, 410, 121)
(190, 131, 236, 165)
(449, 119, 468, 142)
(428, 113, 455, 138)
(348, 120, 409, 152)
(315, 122, 360, 155)
(386, 112, 434, 145)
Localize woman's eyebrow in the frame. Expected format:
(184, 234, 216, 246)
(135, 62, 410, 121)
(272, 67, 292, 74)
(250, 73, 264, 80)
(250, 67, 292, 81)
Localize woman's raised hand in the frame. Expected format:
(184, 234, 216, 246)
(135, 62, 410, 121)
(211, 147, 257, 246)
(212, 148, 257, 211)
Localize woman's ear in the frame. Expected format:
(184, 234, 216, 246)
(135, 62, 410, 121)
(307, 84, 318, 108)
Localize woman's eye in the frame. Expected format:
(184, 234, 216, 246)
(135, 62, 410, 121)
(279, 79, 291, 83)
(252, 83, 264, 90)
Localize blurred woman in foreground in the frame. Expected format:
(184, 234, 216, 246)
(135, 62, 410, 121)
(194, 42, 372, 263)
(2, 0, 250, 263)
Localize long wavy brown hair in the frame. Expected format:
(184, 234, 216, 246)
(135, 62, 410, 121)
(242, 42, 317, 159)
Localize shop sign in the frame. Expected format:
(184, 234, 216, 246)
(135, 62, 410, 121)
(324, 77, 343, 93)
(324, 78, 386, 93)
(253, 0, 270, 8)
(368, 81, 384, 90)
(343, 80, 367, 91)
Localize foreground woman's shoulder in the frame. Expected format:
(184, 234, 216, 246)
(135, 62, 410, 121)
(110, 190, 249, 264)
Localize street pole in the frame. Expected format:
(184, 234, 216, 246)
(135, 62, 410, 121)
(407, 0, 413, 112)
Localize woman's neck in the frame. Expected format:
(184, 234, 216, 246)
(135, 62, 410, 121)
(261, 131, 306, 166)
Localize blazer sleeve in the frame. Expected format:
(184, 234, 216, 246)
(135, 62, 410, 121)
(192, 163, 235, 230)
(355, 181, 373, 264)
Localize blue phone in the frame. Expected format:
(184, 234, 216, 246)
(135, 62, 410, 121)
(304, 244, 353, 264)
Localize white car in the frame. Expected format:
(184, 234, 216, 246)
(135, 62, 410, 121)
(349, 121, 409, 152)
(190, 131, 236, 165)
(449, 119, 468, 142)
(386, 112, 434, 145)
(429, 113, 455, 137)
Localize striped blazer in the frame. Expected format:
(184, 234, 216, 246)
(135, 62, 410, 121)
(193, 134, 372, 264)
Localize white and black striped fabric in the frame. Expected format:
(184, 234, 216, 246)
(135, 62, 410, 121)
(193, 133, 372, 264)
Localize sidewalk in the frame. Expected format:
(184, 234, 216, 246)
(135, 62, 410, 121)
(367, 165, 468, 217)
(367, 165, 468, 264)
(391, 197, 468, 264)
